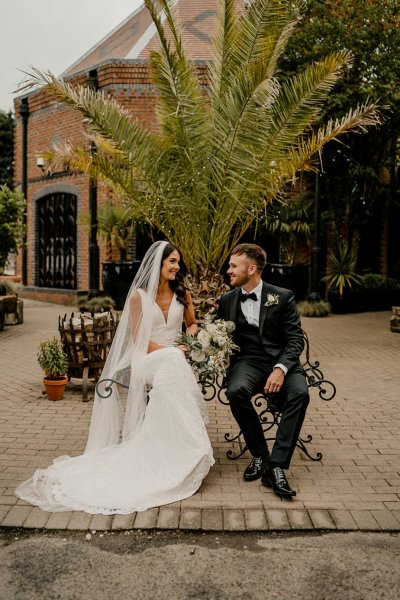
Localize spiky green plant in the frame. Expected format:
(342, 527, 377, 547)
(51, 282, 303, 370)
(97, 200, 135, 261)
(264, 192, 313, 264)
(323, 240, 362, 297)
(37, 338, 69, 380)
(19, 0, 382, 278)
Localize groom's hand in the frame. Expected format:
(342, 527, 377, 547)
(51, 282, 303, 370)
(264, 368, 285, 394)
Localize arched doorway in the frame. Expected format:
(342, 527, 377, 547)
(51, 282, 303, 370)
(37, 192, 77, 289)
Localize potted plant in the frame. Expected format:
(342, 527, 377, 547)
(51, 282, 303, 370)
(37, 337, 69, 400)
(263, 194, 312, 301)
(322, 240, 362, 313)
(97, 200, 142, 310)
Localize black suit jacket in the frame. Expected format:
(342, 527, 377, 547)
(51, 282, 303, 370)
(217, 282, 304, 374)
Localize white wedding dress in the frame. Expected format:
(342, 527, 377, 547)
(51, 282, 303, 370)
(16, 294, 214, 514)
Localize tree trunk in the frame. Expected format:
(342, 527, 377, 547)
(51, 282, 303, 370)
(185, 268, 230, 319)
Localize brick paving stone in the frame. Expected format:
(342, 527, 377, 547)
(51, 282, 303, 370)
(371, 510, 400, 531)
(0, 496, 18, 506)
(329, 510, 358, 530)
(288, 510, 313, 530)
(132, 508, 159, 529)
(67, 511, 92, 530)
(1, 304, 399, 532)
(179, 509, 202, 530)
(89, 514, 113, 531)
(265, 509, 290, 530)
(111, 513, 136, 530)
(157, 507, 180, 529)
(0, 505, 11, 521)
(350, 510, 380, 530)
(23, 507, 49, 529)
(1, 505, 32, 527)
(201, 509, 223, 530)
(392, 511, 400, 526)
(223, 509, 245, 530)
(45, 512, 74, 530)
(244, 509, 268, 530)
(308, 510, 336, 529)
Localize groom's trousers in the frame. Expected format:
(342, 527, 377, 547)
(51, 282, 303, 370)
(226, 359, 309, 469)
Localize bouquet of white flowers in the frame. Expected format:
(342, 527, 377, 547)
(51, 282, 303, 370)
(176, 313, 239, 381)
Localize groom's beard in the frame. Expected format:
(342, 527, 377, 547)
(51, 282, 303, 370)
(229, 274, 251, 288)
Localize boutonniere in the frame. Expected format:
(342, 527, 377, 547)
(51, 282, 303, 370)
(264, 293, 280, 307)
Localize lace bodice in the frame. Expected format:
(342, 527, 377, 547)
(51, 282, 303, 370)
(150, 293, 184, 346)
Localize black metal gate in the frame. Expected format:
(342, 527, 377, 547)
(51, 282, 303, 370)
(37, 192, 77, 289)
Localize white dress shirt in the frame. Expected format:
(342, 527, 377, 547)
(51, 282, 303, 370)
(240, 281, 288, 376)
(240, 280, 263, 326)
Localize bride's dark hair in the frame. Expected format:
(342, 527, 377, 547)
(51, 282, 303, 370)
(160, 242, 188, 307)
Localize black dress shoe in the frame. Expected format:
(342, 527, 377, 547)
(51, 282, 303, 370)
(261, 466, 296, 497)
(243, 454, 269, 481)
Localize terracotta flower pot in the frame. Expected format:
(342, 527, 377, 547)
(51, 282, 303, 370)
(43, 376, 68, 401)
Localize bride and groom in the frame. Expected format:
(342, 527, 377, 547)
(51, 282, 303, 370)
(16, 241, 309, 514)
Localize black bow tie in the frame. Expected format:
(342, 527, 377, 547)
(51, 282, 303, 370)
(240, 291, 257, 302)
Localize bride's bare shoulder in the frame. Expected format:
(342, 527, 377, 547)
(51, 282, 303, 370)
(129, 289, 146, 308)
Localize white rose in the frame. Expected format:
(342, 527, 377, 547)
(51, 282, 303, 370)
(213, 335, 226, 347)
(225, 321, 235, 333)
(191, 349, 206, 362)
(198, 329, 212, 346)
(205, 323, 219, 335)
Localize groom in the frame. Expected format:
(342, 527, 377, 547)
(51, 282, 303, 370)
(217, 243, 309, 497)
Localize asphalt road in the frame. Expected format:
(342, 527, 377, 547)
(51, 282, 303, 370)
(1, 529, 399, 600)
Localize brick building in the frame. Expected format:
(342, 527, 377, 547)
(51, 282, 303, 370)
(13, 0, 218, 304)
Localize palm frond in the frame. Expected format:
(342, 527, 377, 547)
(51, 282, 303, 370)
(24, 2, 384, 275)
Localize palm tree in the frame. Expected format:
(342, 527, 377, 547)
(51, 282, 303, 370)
(20, 0, 381, 288)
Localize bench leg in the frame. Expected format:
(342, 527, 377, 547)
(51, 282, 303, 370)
(224, 406, 323, 461)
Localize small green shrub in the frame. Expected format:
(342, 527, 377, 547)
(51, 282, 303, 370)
(0, 185, 25, 274)
(0, 279, 19, 296)
(37, 338, 68, 379)
(297, 300, 331, 317)
(77, 295, 115, 313)
(357, 274, 400, 292)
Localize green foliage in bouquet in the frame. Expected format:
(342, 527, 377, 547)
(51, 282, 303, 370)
(176, 315, 239, 381)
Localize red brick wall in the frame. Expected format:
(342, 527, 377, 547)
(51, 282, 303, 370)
(13, 62, 170, 302)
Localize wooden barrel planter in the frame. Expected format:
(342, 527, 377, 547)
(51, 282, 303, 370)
(58, 311, 119, 401)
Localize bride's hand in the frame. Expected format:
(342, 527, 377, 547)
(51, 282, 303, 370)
(177, 345, 188, 353)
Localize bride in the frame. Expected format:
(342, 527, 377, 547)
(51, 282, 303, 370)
(16, 241, 214, 514)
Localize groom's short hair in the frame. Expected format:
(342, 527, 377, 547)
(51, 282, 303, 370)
(231, 243, 267, 273)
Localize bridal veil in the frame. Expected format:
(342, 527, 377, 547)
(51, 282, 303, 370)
(85, 240, 169, 452)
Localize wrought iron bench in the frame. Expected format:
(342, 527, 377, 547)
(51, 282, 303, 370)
(198, 330, 336, 461)
(95, 330, 336, 461)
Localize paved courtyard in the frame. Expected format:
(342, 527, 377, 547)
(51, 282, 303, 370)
(0, 300, 399, 531)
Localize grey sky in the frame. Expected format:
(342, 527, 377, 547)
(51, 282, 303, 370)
(0, 0, 143, 112)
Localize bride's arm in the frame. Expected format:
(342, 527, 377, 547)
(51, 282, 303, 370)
(129, 291, 165, 353)
(184, 291, 198, 337)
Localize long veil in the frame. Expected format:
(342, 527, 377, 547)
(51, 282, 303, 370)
(85, 240, 169, 452)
